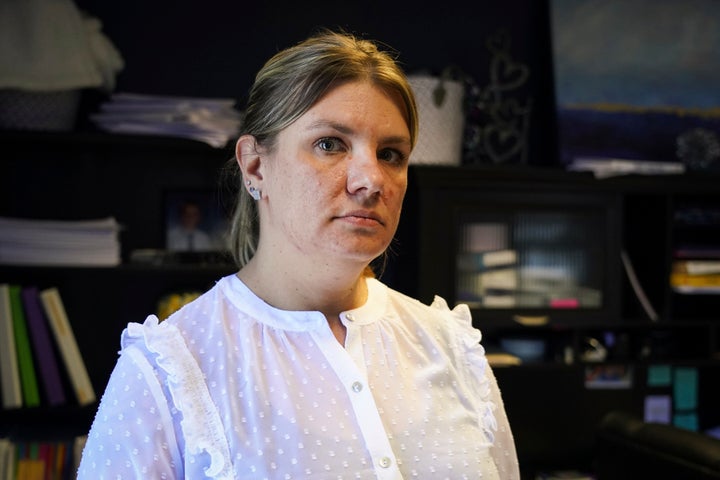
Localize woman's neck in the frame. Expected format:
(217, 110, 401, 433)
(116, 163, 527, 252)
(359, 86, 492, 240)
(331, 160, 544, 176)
(237, 255, 369, 316)
(237, 257, 369, 346)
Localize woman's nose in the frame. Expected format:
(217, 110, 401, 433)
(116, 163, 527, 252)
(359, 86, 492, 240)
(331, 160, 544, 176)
(346, 148, 383, 197)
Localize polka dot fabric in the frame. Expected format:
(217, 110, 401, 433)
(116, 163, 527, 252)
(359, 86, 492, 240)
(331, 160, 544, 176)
(78, 275, 519, 479)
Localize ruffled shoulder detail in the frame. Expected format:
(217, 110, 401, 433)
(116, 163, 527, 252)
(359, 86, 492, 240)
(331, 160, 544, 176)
(431, 296, 498, 445)
(122, 316, 233, 479)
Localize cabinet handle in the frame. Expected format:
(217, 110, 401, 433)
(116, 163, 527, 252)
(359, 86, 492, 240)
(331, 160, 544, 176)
(513, 315, 549, 326)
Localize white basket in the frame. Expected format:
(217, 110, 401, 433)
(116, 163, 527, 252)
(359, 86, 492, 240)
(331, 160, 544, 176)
(408, 75, 465, 166)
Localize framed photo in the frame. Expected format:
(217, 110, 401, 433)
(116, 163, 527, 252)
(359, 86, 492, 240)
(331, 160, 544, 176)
(164, 189, 230, 255)
(584, 364, 633, 390)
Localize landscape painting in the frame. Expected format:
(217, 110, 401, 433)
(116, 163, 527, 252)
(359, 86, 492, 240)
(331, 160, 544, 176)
(551, 0, 720, 170)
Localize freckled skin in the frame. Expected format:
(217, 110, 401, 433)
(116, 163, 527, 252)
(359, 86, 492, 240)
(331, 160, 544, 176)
(260, 81, 410, 270)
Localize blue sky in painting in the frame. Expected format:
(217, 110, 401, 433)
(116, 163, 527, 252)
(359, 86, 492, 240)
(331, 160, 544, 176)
(551, 0, 720, 109)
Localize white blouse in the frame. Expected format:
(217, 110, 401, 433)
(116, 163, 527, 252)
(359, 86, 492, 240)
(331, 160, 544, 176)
(78, 274, 519, 479)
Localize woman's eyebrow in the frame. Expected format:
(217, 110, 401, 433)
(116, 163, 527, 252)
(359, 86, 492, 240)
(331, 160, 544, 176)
(306, 119, 411, 146)
(306, 119, 351, 134)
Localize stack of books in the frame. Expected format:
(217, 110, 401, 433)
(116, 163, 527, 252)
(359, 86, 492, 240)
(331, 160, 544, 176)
(672, 206, 720, 294)
(0, 436, 86, 480)
(0, 216, 121, 267)
(456, 247, 603, 309)
(0, 283, 96, 410)
(91, 92, 243, 148)
(671, 259, 720, 294)
(456, 248, 520, 308)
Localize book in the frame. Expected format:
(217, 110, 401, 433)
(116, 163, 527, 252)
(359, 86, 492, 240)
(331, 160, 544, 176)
(38, 442, 52, 480)
(0, 438, 16, 480)
(672, 259, 720, 276)
(670, 272, 720, 288)
(480, 293, 517, 308)
(673, 245, 720, 259)
(0, 438, 82, 480)
(0, 284, 22, 409)
(456, 249, 518, 271)
(39, 288, 96, 406)
(21, 286, 66, 406)
(16, 458, 44, 480)
(8, 285, 40, 407)
(73, 435, 87, 472)
(458, 268, 519, 291)
(14, 441, 46, 480)
(670, 272, 720, 294)
(54, 441, 68, 479)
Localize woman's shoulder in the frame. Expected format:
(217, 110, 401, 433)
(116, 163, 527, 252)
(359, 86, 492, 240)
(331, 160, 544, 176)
(378, 280, 490, 391)
(378, 279, 481, 343)
(378, 279, 470, 318)
(120, 276, 232, 355)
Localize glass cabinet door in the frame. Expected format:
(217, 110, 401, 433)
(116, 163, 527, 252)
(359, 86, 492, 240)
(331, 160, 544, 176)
(456, 209, 605, 310)
(406, 178, 623, 326)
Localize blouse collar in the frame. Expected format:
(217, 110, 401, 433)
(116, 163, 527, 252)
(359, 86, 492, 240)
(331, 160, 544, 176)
(220, 274, 389, 331)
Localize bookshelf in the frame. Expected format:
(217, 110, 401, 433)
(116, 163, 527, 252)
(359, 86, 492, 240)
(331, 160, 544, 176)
(389, 164, 720, 344)
(0, 132, 236, 440)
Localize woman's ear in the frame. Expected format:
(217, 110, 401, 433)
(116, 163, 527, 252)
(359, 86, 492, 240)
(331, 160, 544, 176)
(236, 134, 264, 185)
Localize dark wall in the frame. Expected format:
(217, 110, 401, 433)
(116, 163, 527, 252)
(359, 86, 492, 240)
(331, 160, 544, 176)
(74, 0, 558, 165)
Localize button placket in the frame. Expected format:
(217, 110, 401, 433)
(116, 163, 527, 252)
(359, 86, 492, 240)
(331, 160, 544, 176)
(312, 311, 400, 479)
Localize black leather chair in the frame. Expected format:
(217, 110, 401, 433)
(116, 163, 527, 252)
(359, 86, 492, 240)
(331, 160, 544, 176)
(595, 410, 720, 480)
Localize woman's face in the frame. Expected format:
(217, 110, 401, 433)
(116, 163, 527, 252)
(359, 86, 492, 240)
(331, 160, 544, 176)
(259, 80, 412, 268)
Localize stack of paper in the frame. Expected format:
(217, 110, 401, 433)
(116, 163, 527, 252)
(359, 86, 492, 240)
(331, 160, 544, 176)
(91, 93, 243, 148)
(568, 157, 686, 179)
(0, 216, 121, 267)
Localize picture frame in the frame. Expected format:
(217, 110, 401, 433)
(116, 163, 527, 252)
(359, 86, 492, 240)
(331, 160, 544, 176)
(584, 364, 634, 390)
(163, 189, 231, 259)
(550, 0, 720, 171)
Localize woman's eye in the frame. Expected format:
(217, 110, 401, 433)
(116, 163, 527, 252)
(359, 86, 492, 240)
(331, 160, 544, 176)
(316, 137, 342, 152)
(378, 148, 407, 165)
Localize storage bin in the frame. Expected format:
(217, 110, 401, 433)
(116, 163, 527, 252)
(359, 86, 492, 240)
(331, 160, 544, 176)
(0, 89, 80, 131)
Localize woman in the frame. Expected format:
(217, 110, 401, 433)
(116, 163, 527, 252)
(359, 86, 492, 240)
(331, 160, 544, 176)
(78, 29, 519, 479)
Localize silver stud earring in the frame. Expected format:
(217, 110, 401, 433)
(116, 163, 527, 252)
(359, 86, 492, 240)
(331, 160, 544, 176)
(248, 184, 262, 201)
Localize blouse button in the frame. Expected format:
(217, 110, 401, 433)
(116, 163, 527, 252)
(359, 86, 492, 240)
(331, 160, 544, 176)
(345, 313, 355, 322)
(379, 456, 392, 468)
(351, 381, 363, 393)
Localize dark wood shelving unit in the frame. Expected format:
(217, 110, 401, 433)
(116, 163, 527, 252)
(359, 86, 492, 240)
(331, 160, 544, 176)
(1, 131, 236, 439)
(2, 132, 720, 477)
